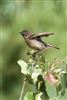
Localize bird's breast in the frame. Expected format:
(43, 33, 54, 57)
(25, 38, 45, 50)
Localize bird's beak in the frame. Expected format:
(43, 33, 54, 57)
(19, 32, 24, 36)
(19, 32, 23, 35)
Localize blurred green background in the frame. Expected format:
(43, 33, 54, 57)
(1, 0, 67, 100)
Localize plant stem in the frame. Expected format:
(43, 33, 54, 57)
(19, 79, 26, 100)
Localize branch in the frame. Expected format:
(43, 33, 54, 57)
(19, 79, 26, 100)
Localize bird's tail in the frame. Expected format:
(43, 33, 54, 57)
(47, 44, 60, 49)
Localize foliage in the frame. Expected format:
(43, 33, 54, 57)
(18, 52, 67, 100)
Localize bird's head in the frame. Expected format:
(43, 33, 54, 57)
(19, 30, 32, 38)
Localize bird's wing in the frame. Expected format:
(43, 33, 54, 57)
(30, 32, 54, 39)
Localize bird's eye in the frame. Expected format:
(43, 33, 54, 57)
(24, 33, 27, 36)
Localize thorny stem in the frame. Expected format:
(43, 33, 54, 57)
(19, 78, 26, 100)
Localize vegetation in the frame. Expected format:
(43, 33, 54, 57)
(1, 0, 67, 100)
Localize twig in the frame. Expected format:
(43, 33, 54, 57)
(19, 79, 26, 100)
(48, 56, 67, 73)
(49, 58, 57, 68)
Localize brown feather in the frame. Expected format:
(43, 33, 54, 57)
(30, 32, 54, 39)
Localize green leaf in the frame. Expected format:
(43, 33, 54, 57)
(35, 92, 49, 100)
(17, 59, 28, 75)
(32, 68, 42, 83)
(60, 73, 67, 96)
(46, 81, 57, 98)
(24, 92, 34, 100)
(35, 92, 42, 100)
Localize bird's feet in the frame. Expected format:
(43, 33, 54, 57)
(27, 50, 37, 60)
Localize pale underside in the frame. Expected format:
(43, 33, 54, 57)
(25, 38, 47, 50)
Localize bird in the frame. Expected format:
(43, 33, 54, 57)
(19, 30, 59, 55)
